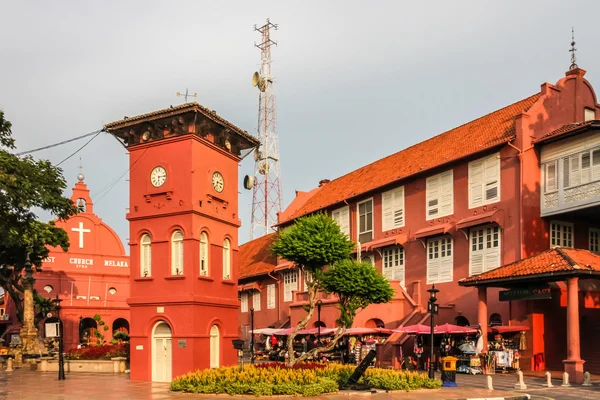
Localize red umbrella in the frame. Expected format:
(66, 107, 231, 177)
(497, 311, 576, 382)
(391, 324, 431, 334)
(373, 328, 393, 335)
(434, 323, 477, 335)
(344, 327, 377, 335)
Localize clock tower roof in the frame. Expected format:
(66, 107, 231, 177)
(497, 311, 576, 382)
(104, 102, 259, 156)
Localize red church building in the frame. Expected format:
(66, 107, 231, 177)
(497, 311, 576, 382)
(238, 66, 600, 382)
(104, 102, 259, 382)
(0, 173, 130, 351)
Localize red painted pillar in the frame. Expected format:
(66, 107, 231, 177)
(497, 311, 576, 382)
(478, 287, 488, 353)
(564, 277, 585, 383)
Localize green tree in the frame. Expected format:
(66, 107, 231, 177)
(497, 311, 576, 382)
(271, 213, 392, 365)
(34, 291, 55, 327)
(0, 110, 77, 322)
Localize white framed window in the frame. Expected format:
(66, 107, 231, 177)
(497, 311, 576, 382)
(426, 170, 453, 220)
(171, 230, 184, 275)
(550, 221, 573, 248)
(382, 187, 405, 231)
(331, 206, 350, 236)
(223, 238, 231, 280)
(200, 232, 209, 276)
(253, 290, 261, 311)
(283, 270, 298, 302)
(563, 148, 600, 188)
(585, 107, 596, 121)
(469, 153, 500, 208)
(542, 161, 558, 193)
(241, 292, 248, 313)
(357, 199, 373, 243)
(469, 225, 501, 276)
(140, 234, 152, 277)
(267, 284, 276, 309)
(589, 229, 600, 254)
(426, 235, 453, 284)
(382, 246, 405, 287)
(301, 271, 313, 292)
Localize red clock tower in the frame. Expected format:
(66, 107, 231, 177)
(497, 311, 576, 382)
(105, 103, 258, 381)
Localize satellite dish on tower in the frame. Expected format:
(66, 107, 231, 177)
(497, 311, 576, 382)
(243, 175, 255, 190)
(251, 71, 267, 92)
(252, 72, 260, 87)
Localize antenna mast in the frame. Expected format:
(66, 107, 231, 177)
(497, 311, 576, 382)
(250, 19, 283, 239)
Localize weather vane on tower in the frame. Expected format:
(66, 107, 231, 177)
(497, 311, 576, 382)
(176, 88, 197, 103)
(569, 27, 578, 70)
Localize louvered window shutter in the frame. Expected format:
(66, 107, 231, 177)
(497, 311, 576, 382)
(241, 292, 248, 312)
(484, 155, 499, 201)
(267, 284, 275, 309)
(382, 191, 393, 231)
(253, 291, 261, 311)
(592, 150, 600, 181)
(570, 155, 580, 186)
(178, 240, 184, 273)
(545, 163, 557, 192)
(440, 171, 454, 215)
(340, 207, 350, 236)
(470, 252, 484, 276)
(581, 152, 591, 184)
(484, 246, 500, 272)
(440, 256, 453, 282)
(426, 177, 440, 217)
(469, 160, 484, 207)
(393, 187, 404, 227)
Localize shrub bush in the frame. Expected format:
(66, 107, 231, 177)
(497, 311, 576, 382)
(170, 363, 440, 396)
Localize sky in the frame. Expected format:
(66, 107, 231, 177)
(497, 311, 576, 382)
(2, 1, 600, 250)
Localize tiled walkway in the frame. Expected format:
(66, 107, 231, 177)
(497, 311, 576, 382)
(1, 369, 600, 399)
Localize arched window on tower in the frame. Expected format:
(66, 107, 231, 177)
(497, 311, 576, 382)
(140, 234, 152, 277)
(171, 230, 184, 275)
(489, 313, 502, 326)
(223, 238, 231, 280)
(200, 232, 209, 276)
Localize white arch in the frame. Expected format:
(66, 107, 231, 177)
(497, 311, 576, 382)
(210, 324, 220, 368)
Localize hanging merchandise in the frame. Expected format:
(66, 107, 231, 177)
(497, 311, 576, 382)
(414, 336, 424, 358)
(519, 331, 527, 351)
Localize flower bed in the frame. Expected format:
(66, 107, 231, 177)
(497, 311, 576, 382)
(65, 343, 129, 360)
(170, 363, 440, 396)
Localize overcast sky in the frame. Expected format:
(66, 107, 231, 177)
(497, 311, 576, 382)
(2, 1, 599, 250)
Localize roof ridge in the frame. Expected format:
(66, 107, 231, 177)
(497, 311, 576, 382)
(555, 247, 580, 269)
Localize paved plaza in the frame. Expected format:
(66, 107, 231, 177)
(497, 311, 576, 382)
(1, 369, 600, 400)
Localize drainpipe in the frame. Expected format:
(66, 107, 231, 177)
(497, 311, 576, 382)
(506, 141, 535, 259)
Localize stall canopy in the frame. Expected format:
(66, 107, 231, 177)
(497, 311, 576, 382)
(392, 324, 431, 334)
(250, 328, 281, 335)
(269, 327, 391, 336)
(488, 325, 530, 334)
(434, 323, 477, 335)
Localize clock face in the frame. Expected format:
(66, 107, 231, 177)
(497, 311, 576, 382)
(212, 171, 224, 193)
(150, 166, 167, 187)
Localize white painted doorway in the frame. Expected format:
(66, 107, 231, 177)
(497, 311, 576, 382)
(210, 325, 220, 368)
(152, 321, 172, 382)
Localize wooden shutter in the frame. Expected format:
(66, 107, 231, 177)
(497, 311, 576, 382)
(382, 191, 393, 231)
(484, 154, 500, 202)
(440, 171, 454, 216)
(592, 150, 600, 181)
(393, 187, 404, 227)
(393, 247, 405, 286)
(426, 176, 440, 218)
(469, 160, 484, 207)
(570, 155, 580, 186)
(253, 291, 261, 311)
(426, 241, 440, 284)
(267, 284, 275, 309)
(484, 246, 500, 272)
(546, 162, 557, 192)
(581, 152, 591, 184)
(340, 206, 350, 236)
(178, 240, 184, 273)
(241, 292, 248, 312)
(440, 256, 453, 282)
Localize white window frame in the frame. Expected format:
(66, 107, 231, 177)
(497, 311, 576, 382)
(426, 170, 454, 220)
(357, 198, 374, 243)
(171, 230, 184, 275)
(382, 187, 405, 231)
(331, 206, 350, 237)
(426, 235, 453, 284)
(382, 246, 405, 287)
(223, 238, 231, 280)
(240, 292, 248, 313)
(589, 228, 600, 254)
(283, 270, 298, 302)
(468, 153, 500, 208)
(267, 284, 276, 309)
(253, 290, 261, 311)
(542, 160, 558, 193)
(550, 221, 574, 248)
(140, 234, 152, 277)
(200, 231, 209, 276)
(469, 224, 501, 276)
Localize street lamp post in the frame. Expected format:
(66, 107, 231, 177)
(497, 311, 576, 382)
(51, 295, 65, 380)
(316, 300, 322, 343)
(250, 308, 255, 364)
(427, 285, 439, 380)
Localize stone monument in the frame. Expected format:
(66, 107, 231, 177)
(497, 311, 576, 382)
(16, 254, 43, 359)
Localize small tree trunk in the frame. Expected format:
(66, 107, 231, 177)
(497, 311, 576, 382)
(286, 281, 317, 366)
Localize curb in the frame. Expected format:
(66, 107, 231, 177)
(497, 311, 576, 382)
(450, 396, 530, 400)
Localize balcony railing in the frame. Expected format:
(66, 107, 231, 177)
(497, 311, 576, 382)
(542, 180, 600, 216)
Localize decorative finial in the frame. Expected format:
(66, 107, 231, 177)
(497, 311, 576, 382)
(77, 156, 84, 182)
(569, 27, 578, 70)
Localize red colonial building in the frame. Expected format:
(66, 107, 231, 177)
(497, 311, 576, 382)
(238, 66, 600, 381)
(105, 103, 259, 382)
(0, 174, 130, 351)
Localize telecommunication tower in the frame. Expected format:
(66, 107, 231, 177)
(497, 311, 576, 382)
(247, 19, 283, 239)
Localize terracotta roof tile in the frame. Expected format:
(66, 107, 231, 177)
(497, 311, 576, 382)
(279, 93, 541, 224)
(239, 233, 278, 279)
(459, 248, 600, 285)
(534, 120, 600, 144)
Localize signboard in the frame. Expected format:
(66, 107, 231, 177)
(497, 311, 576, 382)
(178, 340, 187, 348)
(45, 322, 61, 338)
(499, 286, 552, 302)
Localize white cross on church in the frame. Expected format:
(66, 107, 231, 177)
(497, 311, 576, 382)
(71, 221, 91, 249)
